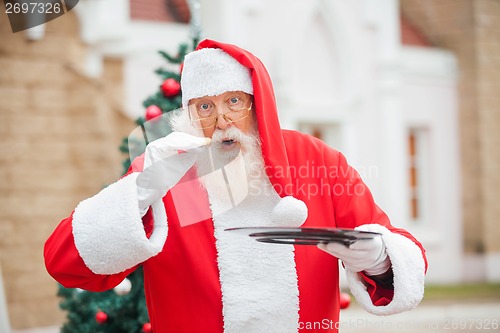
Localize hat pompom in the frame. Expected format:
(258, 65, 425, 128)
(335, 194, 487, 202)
(271, 196, 308, 227)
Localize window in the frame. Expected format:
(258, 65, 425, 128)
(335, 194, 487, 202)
(299, 122, 342, 150)
(407, 128, 430, 223)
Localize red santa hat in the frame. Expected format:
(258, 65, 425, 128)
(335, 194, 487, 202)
(181, 48, 254, 107)
(186, 39, 295, 196)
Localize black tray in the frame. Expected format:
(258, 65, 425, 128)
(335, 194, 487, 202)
(225, 227, 380, 245)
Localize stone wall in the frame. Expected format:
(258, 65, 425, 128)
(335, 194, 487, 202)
(401, 0, 500, 256)
(0, 12, 132, 329)
(474, 0, 500, 257)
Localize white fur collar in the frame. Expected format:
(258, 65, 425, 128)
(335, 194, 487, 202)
(200, 157, 307, 333)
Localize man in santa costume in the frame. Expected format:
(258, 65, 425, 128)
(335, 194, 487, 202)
(45, 39, 427, 333)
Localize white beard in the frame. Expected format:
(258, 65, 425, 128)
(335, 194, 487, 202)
(169, 108, 268, 211)
(194, 126, 267, 211)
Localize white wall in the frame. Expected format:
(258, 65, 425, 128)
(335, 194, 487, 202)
(122, 22, 191, 119)
(399, 47, 461, 283)
(75, 0, 192, 119)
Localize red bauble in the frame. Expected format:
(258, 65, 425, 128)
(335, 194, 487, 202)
(95, 310, 108, 324)
(161, 78, 181, 97)
(142, 322, 152, 333)
(145, 105, 162, 121)
(339, 292, 351, 309)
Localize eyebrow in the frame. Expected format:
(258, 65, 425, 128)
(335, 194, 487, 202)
(192, 92, 251, 103)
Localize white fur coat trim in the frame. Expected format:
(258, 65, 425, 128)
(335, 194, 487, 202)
(204, 174, 306, 332)
(72, 173, 168, 275)
(345, 224, 425, 315)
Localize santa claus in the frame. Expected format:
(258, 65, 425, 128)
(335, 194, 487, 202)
(44, 39, 427, 333)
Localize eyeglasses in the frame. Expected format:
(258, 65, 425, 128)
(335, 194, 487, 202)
(188, 94, 253, 129)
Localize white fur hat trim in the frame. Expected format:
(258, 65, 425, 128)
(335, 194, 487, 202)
(181, 48, 253, 106)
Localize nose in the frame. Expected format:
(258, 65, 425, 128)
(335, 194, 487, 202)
(215, 112, 231, 130)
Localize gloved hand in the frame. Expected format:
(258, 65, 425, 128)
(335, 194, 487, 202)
(136, 132, 211, 215)
(317, 236, 391, 276)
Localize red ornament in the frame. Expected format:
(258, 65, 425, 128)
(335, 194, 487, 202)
(145, 105, 162, 121)
(161, 78, 181, 97)
(339, 292, 351, 309)
(142, 322, 152, 333)
(95, 310, 108, 324)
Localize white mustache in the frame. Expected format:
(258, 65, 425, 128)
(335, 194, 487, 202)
(211, 127, 247, 144)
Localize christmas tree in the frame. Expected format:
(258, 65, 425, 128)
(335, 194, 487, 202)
(56, 41, 195, 333)
(57, 269, 150, 333)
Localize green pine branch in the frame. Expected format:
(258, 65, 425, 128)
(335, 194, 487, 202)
(158, 43, 189, 64)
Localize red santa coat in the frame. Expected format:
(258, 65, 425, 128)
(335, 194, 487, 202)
(44, 40, 427, 333)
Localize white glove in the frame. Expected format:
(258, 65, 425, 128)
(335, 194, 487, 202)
(136, 132, 211, 215)
(317, 235, 391, 276)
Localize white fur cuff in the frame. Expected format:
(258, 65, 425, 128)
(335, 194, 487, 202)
(346, 224, 425, 315)
(72, 173, 168, 274)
